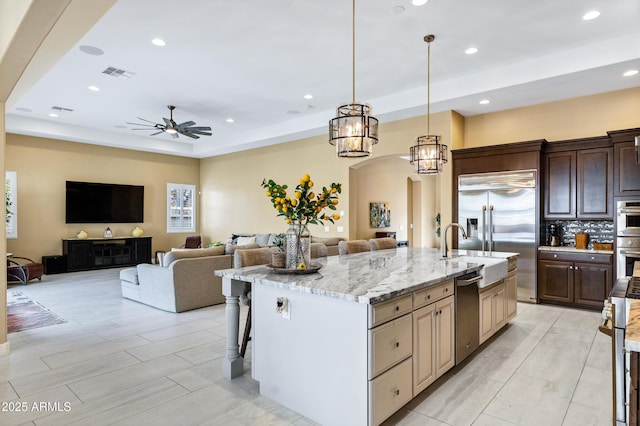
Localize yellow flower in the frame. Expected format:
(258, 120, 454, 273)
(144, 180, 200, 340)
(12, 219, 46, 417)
(332, 199, 339, 205)
(297, 262, 307, 270)
(266, 191, 271, 196)
(295, 192, 302, 199)
(308, 181, 314, 188)
(332, 213, 341, 220)
(291, 199, 298, 206)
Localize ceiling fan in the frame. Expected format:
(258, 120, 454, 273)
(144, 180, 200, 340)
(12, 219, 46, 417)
(127, 105, 212, 139)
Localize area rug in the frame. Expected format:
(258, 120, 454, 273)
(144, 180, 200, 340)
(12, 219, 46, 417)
(7, 291, 66, 333)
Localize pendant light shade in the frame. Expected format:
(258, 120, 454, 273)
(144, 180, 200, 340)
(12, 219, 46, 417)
(329, 103, 379, 158)
(328, 0, 379, 158)
(410, 34, 448, 174)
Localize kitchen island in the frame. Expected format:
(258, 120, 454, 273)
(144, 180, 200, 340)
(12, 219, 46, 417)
(216, 247, 517, 425)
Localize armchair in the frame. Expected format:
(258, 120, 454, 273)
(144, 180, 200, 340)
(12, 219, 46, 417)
(7, 256, 44, 285)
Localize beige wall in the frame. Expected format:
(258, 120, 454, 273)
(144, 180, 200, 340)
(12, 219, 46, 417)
(465, 87, 640, 147)
(200, 111, 454, 246)
(6, 134, 200, 261)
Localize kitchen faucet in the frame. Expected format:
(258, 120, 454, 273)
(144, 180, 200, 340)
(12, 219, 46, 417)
(442, 223, 468, 258)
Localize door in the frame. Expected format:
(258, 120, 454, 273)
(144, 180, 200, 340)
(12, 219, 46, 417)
(413, 304, 435, 394)
(574, 262, 611, 308)
(435, 295, 455, 377)
(488, 188, 537, 302)
(458, 190, 488, 251)
(539, 260, 573, 303)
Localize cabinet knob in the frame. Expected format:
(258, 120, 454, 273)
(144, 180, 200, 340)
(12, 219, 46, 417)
(395, 389, 400, 396)
(439, 310, 442, 315)
(395, 306, 399, 311)
(395, 342, 400, 348)
(569, 266, 573, 270)
(427, 295, 431, 300)
(591, 256, 595, 260)
(553, 254, 557, 258)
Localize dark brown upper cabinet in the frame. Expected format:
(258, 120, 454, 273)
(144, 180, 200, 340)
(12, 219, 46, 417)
(544, 137, 613, 220)
(610, 128, 640, 197)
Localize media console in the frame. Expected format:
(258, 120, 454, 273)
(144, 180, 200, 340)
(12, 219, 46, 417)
(62, 236, 152, 272)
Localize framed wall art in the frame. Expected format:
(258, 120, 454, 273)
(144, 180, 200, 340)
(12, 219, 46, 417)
(370, 202, 390, 228)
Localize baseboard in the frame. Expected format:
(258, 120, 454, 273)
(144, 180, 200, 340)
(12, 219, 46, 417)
(0, 341, 10, 356)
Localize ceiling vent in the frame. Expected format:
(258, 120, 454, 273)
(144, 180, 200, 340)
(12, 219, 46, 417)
(51, 106, 74, 112)
(102, 67, 135, 79)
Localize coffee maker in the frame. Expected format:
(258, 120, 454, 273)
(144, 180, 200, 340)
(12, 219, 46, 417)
(548, 224, 561, 246)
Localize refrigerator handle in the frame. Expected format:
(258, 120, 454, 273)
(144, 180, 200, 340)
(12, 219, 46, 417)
(488, 205, 494, 251)
(481, 205, 487, 251)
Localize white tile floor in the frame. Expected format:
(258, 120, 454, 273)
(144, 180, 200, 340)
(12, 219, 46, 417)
(1, 268, 610, 425)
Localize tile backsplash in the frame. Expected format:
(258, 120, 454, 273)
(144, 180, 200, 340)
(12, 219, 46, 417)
(541, 220, 614, 248)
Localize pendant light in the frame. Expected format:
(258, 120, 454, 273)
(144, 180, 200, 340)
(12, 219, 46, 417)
(410, 35, 448, 174)
(328, 0, 379, 158)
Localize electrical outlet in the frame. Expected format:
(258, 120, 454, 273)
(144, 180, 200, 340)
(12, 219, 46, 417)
(337, 226, 344, 233)
(276, 297, 290, 319)
(324, 226, 330, 232)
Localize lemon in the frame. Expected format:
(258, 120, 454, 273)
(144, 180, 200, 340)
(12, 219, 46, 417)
(297, 262, 307, 271)
(332, 199, 339, 205)
(308, 181, 314, 188)
(333, 213, 341, 220)
(291, 199, 298, 206)
(295, 192, 302, 199)
(303, 173, 310, 182)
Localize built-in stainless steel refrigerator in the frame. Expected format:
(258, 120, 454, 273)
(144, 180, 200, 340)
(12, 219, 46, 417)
(457, 170, 538, 302)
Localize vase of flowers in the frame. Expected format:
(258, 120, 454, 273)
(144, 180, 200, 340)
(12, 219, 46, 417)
(261, 173, 342, 270)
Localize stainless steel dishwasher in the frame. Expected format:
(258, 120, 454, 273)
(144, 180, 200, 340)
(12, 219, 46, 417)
(455, 272, 481, 364)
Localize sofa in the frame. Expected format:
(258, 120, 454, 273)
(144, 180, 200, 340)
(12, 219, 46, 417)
(226, 233, 345, 256)
(120, 246, 232, 313)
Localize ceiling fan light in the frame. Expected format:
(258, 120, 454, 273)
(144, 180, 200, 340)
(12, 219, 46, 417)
(329, 103, 379, 158)
(165, 128, 178, 134)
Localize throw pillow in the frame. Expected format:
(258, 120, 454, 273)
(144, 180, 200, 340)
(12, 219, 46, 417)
(236, 236, 257, 246)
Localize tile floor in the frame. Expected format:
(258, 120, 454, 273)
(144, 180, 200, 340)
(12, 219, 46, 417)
(1, 268, 611, 425)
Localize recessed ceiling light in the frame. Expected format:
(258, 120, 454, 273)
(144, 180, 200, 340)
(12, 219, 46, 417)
(114, 125, 127, 129)
(392, 5, 405, 14)
(623, 70, 639, 77)
(226, 118, 234, 123)
(48, 113, 59, 118)
(304, 94, 313, 100)
(465, 47, 478, 55)
(479, 99, 490, 105)
(151, 38, 166, 46)
(79, 45, 104, 56)
(287, 110, 300, 115)
(583, 10, 600, 20)
(15, 107, 31, 112)
(88, 85, 100, 92)
(412, 0, 428, 5)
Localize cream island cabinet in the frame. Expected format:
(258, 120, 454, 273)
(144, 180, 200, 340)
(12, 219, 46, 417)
(216, 248, 518, 426)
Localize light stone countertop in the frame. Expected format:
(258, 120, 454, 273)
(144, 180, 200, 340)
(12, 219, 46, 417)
(626, 299, 640, 352)
(538, 245, 614, 255)
(216, 247, 518, 305)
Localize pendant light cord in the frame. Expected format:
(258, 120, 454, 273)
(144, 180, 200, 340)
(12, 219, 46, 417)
(352, 0, 356, 104)
(427, 37, 431, 135)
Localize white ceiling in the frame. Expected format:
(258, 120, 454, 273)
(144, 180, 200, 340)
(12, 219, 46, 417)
(5, 0, 640, 158)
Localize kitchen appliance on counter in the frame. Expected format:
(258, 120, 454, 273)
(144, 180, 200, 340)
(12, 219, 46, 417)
(457, 170, 537, 302)
(548, 224, 561, 246)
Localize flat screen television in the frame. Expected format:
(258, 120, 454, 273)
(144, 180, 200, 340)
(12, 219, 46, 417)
(66, 181, 144, 223)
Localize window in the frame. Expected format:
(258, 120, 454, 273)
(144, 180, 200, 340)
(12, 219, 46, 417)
(167, 183, 196, 233)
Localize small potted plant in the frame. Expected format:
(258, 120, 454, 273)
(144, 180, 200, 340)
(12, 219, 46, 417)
(271, 233, 286, 268)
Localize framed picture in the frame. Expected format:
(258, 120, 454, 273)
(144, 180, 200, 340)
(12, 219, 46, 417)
(370, 202, 390, 228)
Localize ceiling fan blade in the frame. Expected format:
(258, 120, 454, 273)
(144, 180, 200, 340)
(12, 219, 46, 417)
(131, 128, 159, 131)
(179, 131, 200, 139)
(186, 130, 212, 136)
(163, 117, 172, 127)
(177, 121, 195, 127)
(171, 132, 179, 139)
(136, 117, 161, 125)
(126, 122, 158, 127)
(149, 131, 164, 136)
(183, 126, 212, 131)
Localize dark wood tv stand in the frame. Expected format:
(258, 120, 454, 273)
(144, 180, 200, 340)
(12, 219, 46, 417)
(62, 236, 152, 272)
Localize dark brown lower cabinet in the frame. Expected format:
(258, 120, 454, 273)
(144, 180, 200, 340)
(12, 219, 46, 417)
(538, 251, 612, 310)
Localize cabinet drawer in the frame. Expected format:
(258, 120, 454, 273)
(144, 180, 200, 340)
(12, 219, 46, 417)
(539, 251, 611, 264)
(369, 314, 412, 379)
(507, 257, 517, 272)
(413, 280, 454, 310)
(369, 294, 412, 328)
(369, 357, 413, 426)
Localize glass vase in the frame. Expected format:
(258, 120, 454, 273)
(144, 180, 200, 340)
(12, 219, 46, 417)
(285, 223, 311, 269)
